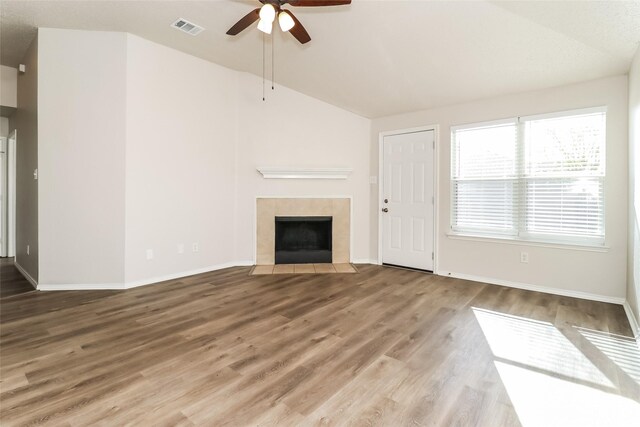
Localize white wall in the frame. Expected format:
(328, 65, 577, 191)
(0, 117, 8, 137)
(33, 28, 371, 288)
(124, 34, 239, 283)
(628, 45, 640, 329)
(1, 65, 18, 108)
(372, 76, 629, 301)
(10, 36, 38, 282)
(234, 72, 372, 263)
(38, 28, 127, 285)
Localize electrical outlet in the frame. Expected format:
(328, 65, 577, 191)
(146, 249, 154, 260)
(520, 252, 529, 263)
(177, 243, 184, 254)
(192, 243, 199, 253)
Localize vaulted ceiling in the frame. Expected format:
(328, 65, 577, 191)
(2, 0, 639, 118)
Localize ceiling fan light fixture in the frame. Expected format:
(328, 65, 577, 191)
(278, 11, 295, 32)
(259, 3, 276, 23)
(257, 18, 273, 34)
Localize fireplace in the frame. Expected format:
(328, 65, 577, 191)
(275, 216, 332, 264)
(256, 198, 349, 265)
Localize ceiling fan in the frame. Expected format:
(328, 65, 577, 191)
(226, 0, 351, 44)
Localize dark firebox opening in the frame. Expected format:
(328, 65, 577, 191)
(275, 216, 332, 264)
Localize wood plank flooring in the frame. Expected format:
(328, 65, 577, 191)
(1, 265, 638, 426)
(0, 258, 35, 299)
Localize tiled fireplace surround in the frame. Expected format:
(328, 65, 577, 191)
(256, 198, 351, 265)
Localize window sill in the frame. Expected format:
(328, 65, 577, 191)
(446, 233, 609, 253)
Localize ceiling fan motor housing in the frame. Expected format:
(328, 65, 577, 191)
(226, 0, 351, 44)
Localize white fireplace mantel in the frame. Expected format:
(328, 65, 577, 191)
(256, 167, 353, 180)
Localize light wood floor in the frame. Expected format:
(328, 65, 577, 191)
(1, 265, 638, 426)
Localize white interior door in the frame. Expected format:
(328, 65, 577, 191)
(382, 130, 435, 271)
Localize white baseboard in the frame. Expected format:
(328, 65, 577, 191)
(125, 261, 250, 289)
(13, 261, 37, 289)
(38, 283, 126, 291)
(30, 259, 634, 338)
(438, 270, 626, 305)
(623, 301, 640, 339)
(235, 260, 255, 267)
(35, 259, 378, 291)
(37, 261, 253, 291)
(352, 259, 378, 265)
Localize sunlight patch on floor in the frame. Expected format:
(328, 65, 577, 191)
(472, 307, 612, 387)
(576, 327, 640, 384)
(472, 307, 640, 427)
(494, 361, 640, 427)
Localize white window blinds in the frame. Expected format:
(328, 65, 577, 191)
(451, 108, 606, 246)
(451, 120, 518, 236)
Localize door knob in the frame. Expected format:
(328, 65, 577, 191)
(382, 208, 388, 213)
(384, 199, 388, 203)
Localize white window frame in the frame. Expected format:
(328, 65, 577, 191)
(450, 106, 607, 248)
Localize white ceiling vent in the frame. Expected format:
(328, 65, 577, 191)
(171, 18, 204, 36)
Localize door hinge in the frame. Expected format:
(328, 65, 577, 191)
(431, 252, 434, 260)
(433, 140, 435, 149)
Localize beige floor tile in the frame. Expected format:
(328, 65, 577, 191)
(333, 263, 357, 273)
(314, 264, 337, 273)
(273, 264, 295, 274)
(294, 264, 316, 274)
(252, 265, 274, 275)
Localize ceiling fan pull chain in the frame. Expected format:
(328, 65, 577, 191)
(262, 31, 266, 101)
(272, 31, 275, 91)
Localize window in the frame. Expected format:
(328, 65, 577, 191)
(451, 107, 606, 246)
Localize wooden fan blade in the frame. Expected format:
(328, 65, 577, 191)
(226, 8, 260, 35)
(286, 10, 311, 44)
(285, 0, 351, 6)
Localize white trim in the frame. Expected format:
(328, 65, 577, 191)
(7, 131, 16, 257)
(378, 125, 439, 272)
(124, 262, 247, 289)
(446, 233, 610, 252)
(623, 301, 640, 339)
(352, 259, 377, 264)
(37, 261, 251, 291)
(519, 105, 607, 122)
(14, 261, 37, 289)
(450, 117, 517, 132)
(438, 270, 626, 305)
(234, 260, 255, 267)
(34, 259, 378, 292)
(377, 133, 383, 264)
(256, 167, 352, 180)
(433, 125, 441, 275)
(0, 137, 7, 257)
(253, 198, 257, 266)
(38, 283, 126, 291)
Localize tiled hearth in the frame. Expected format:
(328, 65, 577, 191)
(251, 263, 357, 275)
(256, 197, 351, 265)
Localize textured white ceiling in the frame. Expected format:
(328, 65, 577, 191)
(1, 0, 639, 118)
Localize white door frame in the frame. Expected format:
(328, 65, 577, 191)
(7, 130, 16, 257)
(0, 136, 7, 257)
(378, 125, 440, 273)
